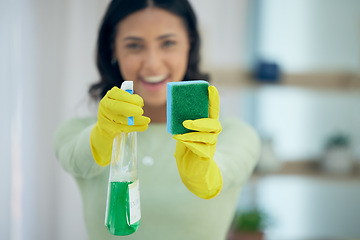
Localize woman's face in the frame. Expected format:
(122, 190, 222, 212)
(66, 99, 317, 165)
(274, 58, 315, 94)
(114, 7, 190, 107)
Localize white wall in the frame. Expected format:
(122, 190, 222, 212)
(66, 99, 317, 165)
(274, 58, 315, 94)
(189, 0, 248, 70)
(257, 0, 360, 73)
(1, 0, 109, 239)
(251, 87, 360, 161)
(0, 1, 19, 239)
(240, 176, 360, 239)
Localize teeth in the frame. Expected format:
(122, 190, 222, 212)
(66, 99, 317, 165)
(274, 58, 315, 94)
(143, 75, 167, 83)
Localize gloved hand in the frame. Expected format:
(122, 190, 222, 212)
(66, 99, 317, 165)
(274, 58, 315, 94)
(173, 86, 223, 199)
(90, 86, 150, 166)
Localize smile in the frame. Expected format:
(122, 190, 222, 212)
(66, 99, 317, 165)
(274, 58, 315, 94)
(143, 74, 168, 84)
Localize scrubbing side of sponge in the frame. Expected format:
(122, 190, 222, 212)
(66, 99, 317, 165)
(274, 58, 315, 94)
(167, 80, 209, 134)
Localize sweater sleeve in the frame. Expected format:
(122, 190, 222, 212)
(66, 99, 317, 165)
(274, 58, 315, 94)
(215, 118, 261, 192)
(53, 117, 106, 178)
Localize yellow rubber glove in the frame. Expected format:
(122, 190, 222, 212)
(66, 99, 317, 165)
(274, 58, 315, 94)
(90, 86, 150, 166)
(173, 86, 223, 199)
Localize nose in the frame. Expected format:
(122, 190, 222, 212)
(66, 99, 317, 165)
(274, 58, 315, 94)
(142, 47, 164, 74)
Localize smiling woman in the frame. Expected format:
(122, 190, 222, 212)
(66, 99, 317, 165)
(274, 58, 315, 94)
(54, 0, 260, 240)
(89, 0, 208, 102)
(114, 7, 190, 113)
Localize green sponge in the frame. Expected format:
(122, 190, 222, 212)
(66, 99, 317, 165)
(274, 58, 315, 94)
(167, 80, 209, 134)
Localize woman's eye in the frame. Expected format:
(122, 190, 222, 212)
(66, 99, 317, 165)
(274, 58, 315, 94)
(126, 43, 143, 50)
(162, 40, 176, 48)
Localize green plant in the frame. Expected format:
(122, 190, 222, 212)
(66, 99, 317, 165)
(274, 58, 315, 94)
(232, 209, 268, 232)
(325, 134, 350, 149)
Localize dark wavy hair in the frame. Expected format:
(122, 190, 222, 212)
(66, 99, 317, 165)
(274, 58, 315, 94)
(89, 0, 209, 100)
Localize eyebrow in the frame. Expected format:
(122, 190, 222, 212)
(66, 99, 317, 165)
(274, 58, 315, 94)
(123, 36, 143, 41)
(123, 34, 175, 41)
(157, 34, 175, 40)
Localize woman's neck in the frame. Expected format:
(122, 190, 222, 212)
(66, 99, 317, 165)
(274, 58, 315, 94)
(143, 104, 167, 123)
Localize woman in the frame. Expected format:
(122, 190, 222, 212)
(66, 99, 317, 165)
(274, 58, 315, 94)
(54, 0, 260, 239)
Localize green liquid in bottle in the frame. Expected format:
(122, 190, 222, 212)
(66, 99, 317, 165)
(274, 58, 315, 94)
(106, 181, 140, 235)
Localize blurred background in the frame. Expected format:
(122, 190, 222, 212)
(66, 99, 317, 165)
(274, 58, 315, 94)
(1, 0, 360, 239)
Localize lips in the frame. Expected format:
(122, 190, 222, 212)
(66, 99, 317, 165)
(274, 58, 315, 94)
(143, 74, 168, 83)
(139, 74, 170, 91)
(142, 74, 168, 84)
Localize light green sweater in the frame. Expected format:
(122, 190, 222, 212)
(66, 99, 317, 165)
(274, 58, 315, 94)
(54, 117, 260, 240)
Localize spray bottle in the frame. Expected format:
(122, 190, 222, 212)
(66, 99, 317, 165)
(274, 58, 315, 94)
(105, 81, 141, 235)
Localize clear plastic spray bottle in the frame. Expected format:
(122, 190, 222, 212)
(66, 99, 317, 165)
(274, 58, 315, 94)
(105, 81, 141, 236)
